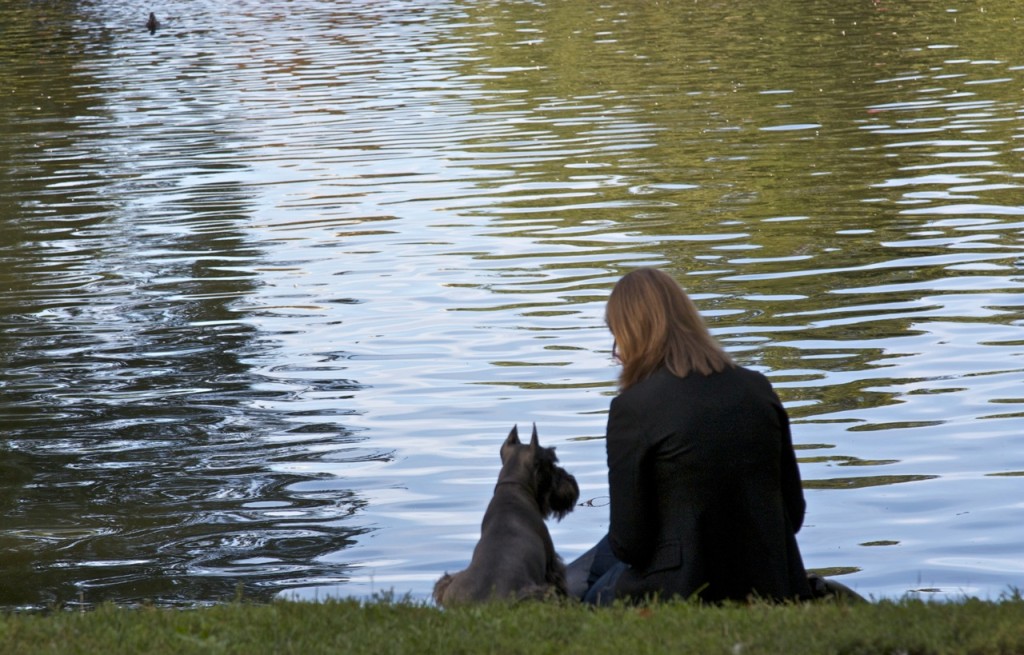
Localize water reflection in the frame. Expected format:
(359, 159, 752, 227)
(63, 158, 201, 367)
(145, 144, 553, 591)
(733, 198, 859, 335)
(2, 0, 1024, 607)
(0, 1, 379, 608)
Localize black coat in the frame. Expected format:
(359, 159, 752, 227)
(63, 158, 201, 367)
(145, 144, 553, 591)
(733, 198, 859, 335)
(606, 365, 811, 603)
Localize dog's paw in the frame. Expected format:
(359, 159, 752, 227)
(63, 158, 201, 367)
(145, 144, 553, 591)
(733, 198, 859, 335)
(515, 583, 565, 603)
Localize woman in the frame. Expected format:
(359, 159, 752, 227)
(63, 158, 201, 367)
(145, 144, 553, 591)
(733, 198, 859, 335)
(570, 267, 812, 604)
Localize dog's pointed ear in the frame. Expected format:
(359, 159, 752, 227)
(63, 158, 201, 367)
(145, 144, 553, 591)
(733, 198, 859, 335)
(530, 423, 539, 451)
(506, 424, 520, 446)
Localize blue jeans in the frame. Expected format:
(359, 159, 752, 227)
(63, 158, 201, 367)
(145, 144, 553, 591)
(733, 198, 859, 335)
(565, 534, 628, 606)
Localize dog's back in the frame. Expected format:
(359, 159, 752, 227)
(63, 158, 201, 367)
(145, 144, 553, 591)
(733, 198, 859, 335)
(433, 425, 578, 606)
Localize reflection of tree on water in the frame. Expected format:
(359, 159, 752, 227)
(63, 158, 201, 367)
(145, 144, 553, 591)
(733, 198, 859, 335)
(451, 0, 1024, 419)
(0, 2, 377, 609)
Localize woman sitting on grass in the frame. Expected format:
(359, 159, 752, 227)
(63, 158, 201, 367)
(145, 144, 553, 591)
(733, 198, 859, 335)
(569, 267, 812, 605)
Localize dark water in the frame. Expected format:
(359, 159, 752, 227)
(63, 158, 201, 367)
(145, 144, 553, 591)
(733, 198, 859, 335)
(2, 0, 1024, 608)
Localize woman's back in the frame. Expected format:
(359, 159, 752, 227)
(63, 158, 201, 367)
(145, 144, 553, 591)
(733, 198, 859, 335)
(607, 366, 811, 603)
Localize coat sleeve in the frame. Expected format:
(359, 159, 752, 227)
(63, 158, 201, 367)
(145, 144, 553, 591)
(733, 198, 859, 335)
(606, 396, 655, 566)
(775, 401, 806, 534)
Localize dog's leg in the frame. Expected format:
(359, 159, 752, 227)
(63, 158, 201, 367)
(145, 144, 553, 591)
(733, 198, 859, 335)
(515, 583, 562, 602)
(545, 553, 569, 596)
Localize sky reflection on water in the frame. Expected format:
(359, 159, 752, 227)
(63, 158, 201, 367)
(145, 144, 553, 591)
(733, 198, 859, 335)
(2, 0, 1024, 607)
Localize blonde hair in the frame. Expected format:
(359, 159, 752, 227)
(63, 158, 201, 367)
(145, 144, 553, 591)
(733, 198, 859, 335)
(606, 267, 733, 390)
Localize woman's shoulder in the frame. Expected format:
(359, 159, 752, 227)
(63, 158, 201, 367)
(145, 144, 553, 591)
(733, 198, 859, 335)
(728, 363, 771, 385)
(611, 367, 665, 413)
(710, 364, 779, 394)
(619, 365, 676, 395)
(724, 365, 786, 408)
(621, 364, 775, 400)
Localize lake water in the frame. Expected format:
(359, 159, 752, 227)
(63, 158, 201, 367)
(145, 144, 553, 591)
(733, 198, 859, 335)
(2, 0, 1024, 609)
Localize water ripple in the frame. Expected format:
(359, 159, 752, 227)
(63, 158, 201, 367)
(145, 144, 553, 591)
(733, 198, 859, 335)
(3, 0, 1024, 607)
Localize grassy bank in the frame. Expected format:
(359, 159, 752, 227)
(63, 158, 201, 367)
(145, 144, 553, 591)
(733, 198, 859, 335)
(3, 596, 1024, 655)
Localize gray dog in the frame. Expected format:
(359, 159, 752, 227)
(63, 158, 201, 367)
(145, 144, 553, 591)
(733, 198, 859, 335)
(433, 424, 579, 606)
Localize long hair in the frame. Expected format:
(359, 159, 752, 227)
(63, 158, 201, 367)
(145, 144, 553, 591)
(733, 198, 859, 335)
(606, 267, 733, 390)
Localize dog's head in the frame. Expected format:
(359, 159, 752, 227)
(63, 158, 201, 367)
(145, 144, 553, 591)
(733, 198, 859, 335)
(501, 424, 579, 521)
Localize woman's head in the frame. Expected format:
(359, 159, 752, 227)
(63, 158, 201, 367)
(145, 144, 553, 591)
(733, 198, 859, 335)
(605, 267, 732, 389)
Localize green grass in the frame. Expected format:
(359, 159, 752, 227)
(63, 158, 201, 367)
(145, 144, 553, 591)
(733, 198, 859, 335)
(3, 595, 1024, 655)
